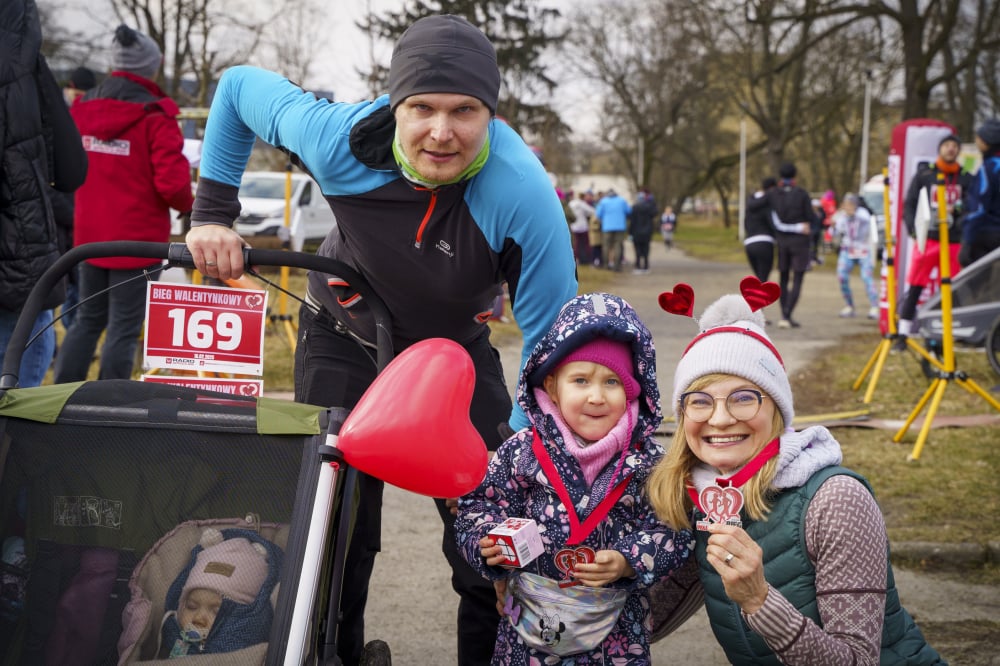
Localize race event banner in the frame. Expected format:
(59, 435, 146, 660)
(144, 282, 268, 375)
(141, 374, 264, 397)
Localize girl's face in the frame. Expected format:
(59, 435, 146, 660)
(394, 93, 491, 183)
(681, 375, 775, 474)
(544, 361, 628, 443)
(178, 588, 222, 635)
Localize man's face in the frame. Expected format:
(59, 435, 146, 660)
(394, 93, 491, 183)
(938, 139, 960, 163)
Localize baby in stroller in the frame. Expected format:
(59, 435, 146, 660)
(159, 528, 282, 659)
(117, 522, 285, 664)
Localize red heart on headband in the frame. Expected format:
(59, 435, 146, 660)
(739, 276, 780, 312)
(658, 283, 695, 317)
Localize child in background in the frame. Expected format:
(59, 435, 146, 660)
(456, 292, 693, 664)
(833, 193, 879, 319)
(661, 205, 677, 250)
(158, 528, 282, 658)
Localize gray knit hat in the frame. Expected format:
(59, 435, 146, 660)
(388, 15, 500, 114)
(671, 293, 794, 428)
(112, 24, 161, 79)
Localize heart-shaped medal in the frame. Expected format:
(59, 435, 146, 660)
(698, 485, 744, 529)
(553, 546, 596, 586)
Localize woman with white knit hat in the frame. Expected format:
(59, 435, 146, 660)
(647, 277, 943, 665)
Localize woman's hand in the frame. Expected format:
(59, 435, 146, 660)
(572, 550, 634, 588)
(185, 224, 248, 280)
(705, 522, 769, 614)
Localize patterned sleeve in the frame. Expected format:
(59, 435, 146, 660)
(613, 483, 693, 589)
(454, 435, 530, 581)
(741, 475, 886, 665)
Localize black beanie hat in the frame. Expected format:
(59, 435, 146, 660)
(938, 133, 961, 149)
(779, 162, 796, 179)
(976, 119, 1000, 149)
(68, 66, 96, 90)
(388, 15, 500, 114)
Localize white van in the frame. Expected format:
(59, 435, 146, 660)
(234, 172, 336, 252)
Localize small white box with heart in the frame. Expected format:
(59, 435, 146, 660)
(488, 517, 544, 568)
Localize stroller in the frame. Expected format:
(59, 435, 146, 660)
(0, 242, 487, 665)
(913, 244, 1000, 377)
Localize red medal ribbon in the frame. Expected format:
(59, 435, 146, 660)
(531, 429, 630, 545)
(686, 437, 781, 513)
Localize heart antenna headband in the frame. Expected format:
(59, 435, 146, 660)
(657, 276, 780, 318)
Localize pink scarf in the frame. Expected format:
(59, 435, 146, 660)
(533, 388, 638, 486)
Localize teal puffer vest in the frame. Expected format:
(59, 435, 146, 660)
(695, 466, 943, 665)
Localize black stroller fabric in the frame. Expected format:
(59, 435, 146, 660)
(0, 380, 327, 666)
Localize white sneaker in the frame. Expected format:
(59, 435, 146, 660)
(839, 306, 855, 318)
(867, 306, 879, 320)
(777, 319, 792, 329)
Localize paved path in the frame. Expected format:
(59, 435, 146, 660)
(360, 240, 999, 664)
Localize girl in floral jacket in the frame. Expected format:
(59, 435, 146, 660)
(456, 292, 692, 665)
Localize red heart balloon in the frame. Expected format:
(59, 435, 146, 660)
(337, 338, 488, 498)
(739, 275, 781, 312)
(658, 283, 695, 317)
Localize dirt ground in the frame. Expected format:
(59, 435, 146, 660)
(363, 241, 1000, 664)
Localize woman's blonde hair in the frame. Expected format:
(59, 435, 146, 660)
(647, 373, 785, 530)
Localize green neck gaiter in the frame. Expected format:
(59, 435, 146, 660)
(393, 128, 490, 188)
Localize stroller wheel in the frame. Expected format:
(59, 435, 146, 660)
(360, 639, 392, 666)
(988, 315, 1000, 378)
(920, 338, 942, 380)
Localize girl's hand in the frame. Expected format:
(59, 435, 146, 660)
(493, 579, 508, 616)
(479, 536, 508, 567)
(571, 550, 634, 588)
(705, 522, 769, 614)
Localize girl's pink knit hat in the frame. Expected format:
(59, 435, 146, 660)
(557, 338, 640, 401)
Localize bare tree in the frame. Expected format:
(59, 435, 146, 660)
(561, 0, 714, 206)
(107, 0, 318, 106)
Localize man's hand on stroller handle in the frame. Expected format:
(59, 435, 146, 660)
(186, 224, 249, 280)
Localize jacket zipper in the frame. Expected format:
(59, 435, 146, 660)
(414, 187, 438, 249)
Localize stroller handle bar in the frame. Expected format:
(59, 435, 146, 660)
(0, 241, 393, 389)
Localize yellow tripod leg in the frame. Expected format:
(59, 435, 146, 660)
(907, 379, 949, 461)
(893, 378, 939, 444)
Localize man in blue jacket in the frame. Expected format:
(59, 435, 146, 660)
(185, 15, 577, 665)
(595, 189, 632, 271)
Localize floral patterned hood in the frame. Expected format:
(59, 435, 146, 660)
(518, 292, 662, 441)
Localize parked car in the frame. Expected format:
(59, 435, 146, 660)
(234, 172, 335, 251)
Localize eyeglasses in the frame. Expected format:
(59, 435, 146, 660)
(679, 389, 768, 423)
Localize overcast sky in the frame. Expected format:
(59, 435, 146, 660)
(51, 0, 594, 132)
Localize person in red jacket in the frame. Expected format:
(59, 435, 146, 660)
(55, 24, 193, 382)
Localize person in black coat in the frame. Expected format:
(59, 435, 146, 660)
(768, 162, 814, 328)
(0, 0, 88, 386)
(743, 177, 778, 282)
(629, 189, 659, 272)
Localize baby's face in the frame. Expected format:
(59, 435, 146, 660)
(178, 588, 223, 635)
